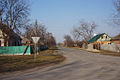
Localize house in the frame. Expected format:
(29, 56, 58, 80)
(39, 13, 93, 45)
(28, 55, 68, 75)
(88, 33, 112, 50)
(88, 33, 111, 44)
(0, 24, 22, 46)
(111, 34, 120, 44)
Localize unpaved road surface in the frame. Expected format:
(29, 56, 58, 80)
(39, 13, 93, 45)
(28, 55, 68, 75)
(0, 47, 120, 80)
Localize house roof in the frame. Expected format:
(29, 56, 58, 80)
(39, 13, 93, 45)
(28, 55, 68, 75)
(0, 24, 21, 40)
(88, 33, 105, 43)
(0, 24, 13, 34)
(21, 36, 30, 43)
(113, 34, 120, 40)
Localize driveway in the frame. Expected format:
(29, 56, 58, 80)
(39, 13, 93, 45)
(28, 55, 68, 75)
(0, 47, 120, 80)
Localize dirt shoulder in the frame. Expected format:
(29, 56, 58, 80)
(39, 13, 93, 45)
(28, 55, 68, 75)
(0, 48, 65, 73)
(71, 47, 120, 57)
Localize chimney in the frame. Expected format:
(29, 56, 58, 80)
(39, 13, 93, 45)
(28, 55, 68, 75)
(94, 33, 97, 36)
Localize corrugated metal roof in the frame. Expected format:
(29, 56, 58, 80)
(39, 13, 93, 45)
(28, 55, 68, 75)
(88, 33, 105, 43)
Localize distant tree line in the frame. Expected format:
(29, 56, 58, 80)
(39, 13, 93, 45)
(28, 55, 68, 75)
(64, 35, 74, 47)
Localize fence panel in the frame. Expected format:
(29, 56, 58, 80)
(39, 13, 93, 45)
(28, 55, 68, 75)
(101, 44, 120, 52)
(0, 46, 32, 55)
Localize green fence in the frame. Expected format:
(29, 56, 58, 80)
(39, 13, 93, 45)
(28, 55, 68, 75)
(0, 46, 32, 55)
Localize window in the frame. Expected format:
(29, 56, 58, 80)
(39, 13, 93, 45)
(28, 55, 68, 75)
(101, 36, 103, 39)
(106, 36, 107, 39)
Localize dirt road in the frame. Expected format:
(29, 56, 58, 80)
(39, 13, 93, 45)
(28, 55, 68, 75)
(0, 47, 120, 80)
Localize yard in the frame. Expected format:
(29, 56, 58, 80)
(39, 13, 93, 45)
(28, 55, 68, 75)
(0, 48, 65, 73)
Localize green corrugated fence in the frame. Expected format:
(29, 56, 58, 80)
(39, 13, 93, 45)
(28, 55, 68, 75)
(0, 46, 32, 55)
(39, 45, 48, 51)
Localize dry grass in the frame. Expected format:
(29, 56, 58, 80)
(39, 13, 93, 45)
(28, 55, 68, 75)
(0, 48, 65, 73)
(70, 47, 120, 57)
(86, 49, 120, 57)
(99, 50, 120, 57)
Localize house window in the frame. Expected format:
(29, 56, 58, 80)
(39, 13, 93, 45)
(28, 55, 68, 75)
(101, 36, 103, 39)
(106, 36, 107, 39)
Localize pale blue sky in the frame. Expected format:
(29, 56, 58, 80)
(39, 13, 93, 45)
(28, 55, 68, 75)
(30, 0, 120, 42)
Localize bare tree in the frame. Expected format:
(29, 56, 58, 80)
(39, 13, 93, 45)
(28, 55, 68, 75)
(45, 32, 56, 48)
(72, 21, 96, 42)
(0, 0, 6, 24)
(37, 23, 47, 44)
(24, 20, 46, 42)
(64, 35, 74, 47)
(24, 20, 57, 48)
(112, 0, 120, 25)
(24, 24, 34, 40)
(0, 0, 30, 32)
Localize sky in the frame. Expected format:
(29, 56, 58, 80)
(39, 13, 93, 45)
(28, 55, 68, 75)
(30, 0, 120, 43)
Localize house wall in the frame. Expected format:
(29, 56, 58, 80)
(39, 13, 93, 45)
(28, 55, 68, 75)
(113, 40, 120, 44)
(97, 34, 111, 42)
(8, 39, 21, 46)
(0, 39, 21, 46)
(82, 43, 88, 49)
(0, 30, 3, 46)
(0, 39, 4, 46)
(0, 30, 6, 46)
(88, 44, 94, 50)
(101, 44, 120, 52)
(88, 43, 120, 52)
(0, 30, 2, 38)
(0, 29, 21, 46)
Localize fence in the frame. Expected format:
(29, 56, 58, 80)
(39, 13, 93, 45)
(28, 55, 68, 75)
(101, 44, 120, 52)
(0, 46, 32, 55)
(88, 44, 120, 53)
(0, 45, 48, 55)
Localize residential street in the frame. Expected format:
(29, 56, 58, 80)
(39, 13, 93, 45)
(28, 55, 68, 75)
(0, 47, 120, 80)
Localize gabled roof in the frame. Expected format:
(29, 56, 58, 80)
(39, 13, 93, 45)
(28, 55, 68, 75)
(0, 24, 21, 40)
(0, 24, 13, 35)
(113, 34, 120, 40)
(88, 33, 105, 43)
(21, 36, 30, 43)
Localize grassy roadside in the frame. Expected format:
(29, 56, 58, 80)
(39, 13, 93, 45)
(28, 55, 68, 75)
(0, 48, 65, 73)
(69, 47, 120, 57)
(98, 50, 120, 57)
